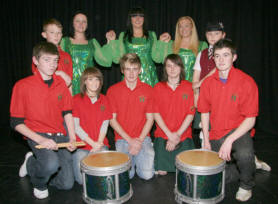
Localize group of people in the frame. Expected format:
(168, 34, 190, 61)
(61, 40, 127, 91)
(10, 7, 271, 203)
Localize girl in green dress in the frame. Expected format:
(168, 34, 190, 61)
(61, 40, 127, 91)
(155, 16, 208, 82)
(60, 12, 112, 95)
(106, 7, 164, 87)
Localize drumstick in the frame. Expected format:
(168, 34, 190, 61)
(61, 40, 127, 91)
(35, 141, 86, 149)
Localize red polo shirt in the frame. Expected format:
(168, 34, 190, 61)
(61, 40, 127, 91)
(32, 46, 73, 79)
(153, 80, 195, 141)
(198, 67, 258, 140)
(10, 70, 72, 135)
(107, 79, 153, 141)
(73, 94, 112, 150)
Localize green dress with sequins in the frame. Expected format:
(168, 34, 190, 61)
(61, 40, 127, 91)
(153, 40, 208, 82)
(60, 37, 112, 95)
(106, 31, 160, 87)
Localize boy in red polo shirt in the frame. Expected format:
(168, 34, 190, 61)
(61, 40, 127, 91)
(107, 53, 154, 180)
(31, 18, 73, 93)
(153, 54, 195, 175)
(10, 42, 76, 199)
(72, 67, 112, 184)
(198, 39, 257, 202)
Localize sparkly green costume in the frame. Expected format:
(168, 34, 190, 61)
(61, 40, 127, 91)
(108, 31, 160, 87)
(154, 40, 208, 82)
(60, 37, 112, 95)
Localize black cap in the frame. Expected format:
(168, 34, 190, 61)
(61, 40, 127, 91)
(206, 21, 224, 32)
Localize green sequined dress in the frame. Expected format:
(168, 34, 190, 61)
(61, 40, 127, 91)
(153, 40, 208, 82)
(60, 37, 112, 95)
(107, 31, 160, 87)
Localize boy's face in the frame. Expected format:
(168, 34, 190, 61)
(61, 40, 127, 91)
(85, 75, 100, 94)
(214, 48, 237, 72)
(41, 24, 62, 46)
(33, 53, 59, 80)
(122, 62, 141, 84)
(206, 31, 226, 46)
(165, 59, 181, 80)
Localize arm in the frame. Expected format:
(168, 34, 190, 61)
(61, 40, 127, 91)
(176, 114, 194, 136)
(138, 113, 154, 142)
(64, 113, 76, 151)
(152, 36, 173, 63)
(55, 71, 72, 87)
(15, 124, 58, 150)
(218, 117, 256, 161)
(92, 39, 113, 67)
(201, 112, 211, 150)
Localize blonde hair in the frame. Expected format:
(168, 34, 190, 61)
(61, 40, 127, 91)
(173, 16, 199, 56)
(42, 18, 63, 32)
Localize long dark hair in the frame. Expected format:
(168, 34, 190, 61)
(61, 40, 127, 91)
(124, 7, 149, 43)
(161, 54, 185, 83)
(69, 11, 91, 39)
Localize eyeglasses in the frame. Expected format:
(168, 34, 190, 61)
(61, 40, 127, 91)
(130, 13, 144, 17)
(124, 67, 140, 72)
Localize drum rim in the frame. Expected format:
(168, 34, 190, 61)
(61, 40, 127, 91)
(81, 151, 131, 175)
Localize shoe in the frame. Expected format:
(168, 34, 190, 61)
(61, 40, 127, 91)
(236, 187, 252, 202)
(255, 156, 271, 171)
(19, 152, 33, 177)
(33, 188, 49, 199)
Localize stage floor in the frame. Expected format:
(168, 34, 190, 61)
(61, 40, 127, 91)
(0, 127, 277, 204)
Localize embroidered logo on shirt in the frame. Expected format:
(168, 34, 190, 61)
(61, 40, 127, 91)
(64, 59, 69, 64)
(139, 95, 145, 102)
(100, 105, 105, 111)
(231, 94, 237, 102)
(182, 93, 188, 100)
(58, 94, 62, 101)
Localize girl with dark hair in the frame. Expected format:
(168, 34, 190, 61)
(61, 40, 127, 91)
(60, 11, 112, 95)
(106, 7, 169, 87)
(153, 54, 195, 175)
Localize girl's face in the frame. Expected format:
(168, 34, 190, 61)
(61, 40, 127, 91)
(73, 13, 88, 33)
(131, 14, 144, 29)
(165, 59, 181, 80)
(178, 18, 193, 38)
(85, 75, 100, 95)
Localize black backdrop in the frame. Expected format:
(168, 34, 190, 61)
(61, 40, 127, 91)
(1, 0, 278, 137)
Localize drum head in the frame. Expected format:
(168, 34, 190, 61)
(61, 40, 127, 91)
(82, 151, 129, 168)
(177, 149, 223, 167)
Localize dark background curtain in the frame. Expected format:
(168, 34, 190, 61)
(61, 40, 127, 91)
(1, 0, 277, 138)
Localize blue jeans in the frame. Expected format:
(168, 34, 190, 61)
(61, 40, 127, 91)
(116, 137, 154, 180)
(210, 130, 256, 190)
(26, 133, 74, 190)
(72, 146, 108, 185)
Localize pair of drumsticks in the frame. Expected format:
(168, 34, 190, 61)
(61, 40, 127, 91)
(35, 141, 85, 149)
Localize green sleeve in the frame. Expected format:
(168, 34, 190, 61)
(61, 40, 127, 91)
(198, 41, 208, 52)
(152, 36, 173, 63)
(103, 39, 121, 64)
(60, 37, 70, 53)
(92, 39, 113, 67)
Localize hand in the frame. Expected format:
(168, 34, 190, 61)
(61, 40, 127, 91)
(106, 30, 116, 43)
(203, 139, 211, 150)
(167, 132, 180, 145)
(159, 32, 171, 42)
(128, 138, 142, 155)
(192, 81, 201, 90)
(39, 137, 58, 150)
(166, 140, 177, 152)
(67, 139, 77, 152)
(90, 141, 103, 152)
(55, 71, 72, 87)
(218, 138, 233, 161)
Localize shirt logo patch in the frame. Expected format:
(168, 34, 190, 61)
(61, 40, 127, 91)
(58, 94, 63, 101)
(64, 59, 69, 64)
(139, 95, 145, 102)
(231, 94, 237, 102)
(182, 93, 188, 100)
(100, 105, 105, 111)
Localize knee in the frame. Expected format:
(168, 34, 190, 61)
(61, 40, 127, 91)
(61, 179, 74, 190)
(42, 156, 59, 175)
(137, 169, 154, 180)
(234, 149, 254, 162)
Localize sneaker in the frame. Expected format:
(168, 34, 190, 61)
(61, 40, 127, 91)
(236, 187, 252, 202)
(33, 188, 49, 199)
(255, 156, 271, 171)
(19, 152, 33, 177)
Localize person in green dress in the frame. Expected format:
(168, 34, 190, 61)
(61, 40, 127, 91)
(60, 11, 112, 95)
(155, 16, 208, 82)
(105, 7, 166, 87)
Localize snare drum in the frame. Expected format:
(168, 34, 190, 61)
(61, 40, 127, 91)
(81, 151, 133, 204)
(175, 149, 225, 204)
